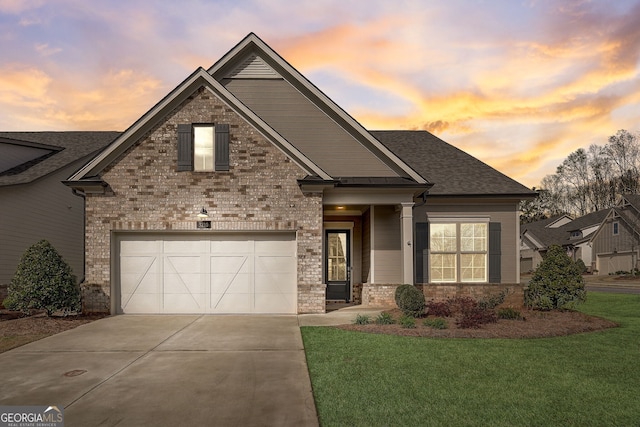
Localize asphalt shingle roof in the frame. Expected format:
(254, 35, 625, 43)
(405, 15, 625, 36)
(0, 132, 120, 187)
(372, 130, 534, 196)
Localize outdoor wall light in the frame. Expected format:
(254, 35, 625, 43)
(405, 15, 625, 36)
(197, 207, 209, 218)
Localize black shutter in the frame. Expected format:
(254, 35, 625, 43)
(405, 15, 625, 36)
(215, 124, 230, 171)
(415, 222, 429, 283)
(177, 124, 193, 171)
(489, 222, 501, 283)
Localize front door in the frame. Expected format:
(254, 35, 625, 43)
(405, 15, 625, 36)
(325, 230, 350, 301)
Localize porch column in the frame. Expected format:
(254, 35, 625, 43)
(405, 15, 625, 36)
(401, 202, 414, 285)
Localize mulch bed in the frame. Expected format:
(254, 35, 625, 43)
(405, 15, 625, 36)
(0, 310, 107, 337)
(336, 308, 618, 339)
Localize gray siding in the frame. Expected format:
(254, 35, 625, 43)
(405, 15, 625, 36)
(372, 205, 402, 283)
(592, 219, 637, 256)
(414, 199, 521, 283)
(222, 79, 398, 177)
(0, 162, 85, 285)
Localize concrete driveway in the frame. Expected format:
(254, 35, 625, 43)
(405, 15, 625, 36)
(0, 315, 319, 426)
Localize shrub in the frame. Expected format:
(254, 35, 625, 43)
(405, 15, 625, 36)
(524, 245, 586, 310)
(575, 258, 587, 274)
(457, 306, 498, 329)
(398, 315, 416, 329)
(447, 296, 477, 314)
(375, 312, 395, 325)
(426, 300, 452, 317)
(497, 307, 525, 320)
(4, 240, 80, 316)
(395, 284, 425, 318)
(354, 314, 371, 325)
(478, 289, 508, 311)
(423, 317, 448, 329)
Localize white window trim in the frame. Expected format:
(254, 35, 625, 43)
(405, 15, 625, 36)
(429, 220, 489, 283)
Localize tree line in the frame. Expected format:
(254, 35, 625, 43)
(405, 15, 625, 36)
(521, 129, 640, 223)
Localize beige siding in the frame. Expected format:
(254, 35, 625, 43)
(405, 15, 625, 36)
(362, 208, 371, 283)
(372, 205, 402, 283)
(0, 162, 86, 285)
(415, 199, 521, 283)
(223, 79, 398, 177)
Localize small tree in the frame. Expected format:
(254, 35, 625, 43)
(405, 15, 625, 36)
(524, 245, 586, 310)
(4, 240, 80, 316)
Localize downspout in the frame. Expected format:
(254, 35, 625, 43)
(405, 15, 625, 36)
(70, 188, 87, 285)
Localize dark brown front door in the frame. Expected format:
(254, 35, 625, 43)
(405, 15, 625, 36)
(325, 230, 350, 301)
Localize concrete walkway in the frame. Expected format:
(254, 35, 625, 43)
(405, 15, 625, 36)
(0, 315, 325, 427)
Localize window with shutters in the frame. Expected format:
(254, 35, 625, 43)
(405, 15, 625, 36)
(177, 123, 230, 172)
(429, 222, 488, 283)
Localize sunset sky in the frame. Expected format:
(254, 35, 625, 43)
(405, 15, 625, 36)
(1, 0, 639, 188)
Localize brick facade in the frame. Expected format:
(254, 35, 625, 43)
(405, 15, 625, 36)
(361, 283, 525, 309)
(83, 87, 325, 313)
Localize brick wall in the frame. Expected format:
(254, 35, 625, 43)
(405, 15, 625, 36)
(361, 283, 525, 309)
(83, 87, 324, 313)
(424, 283, 524, 307)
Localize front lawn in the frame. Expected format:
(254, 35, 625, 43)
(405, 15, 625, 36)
(301, 292, 640, 426)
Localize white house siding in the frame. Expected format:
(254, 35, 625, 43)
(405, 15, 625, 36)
(0, 161, 86, 286)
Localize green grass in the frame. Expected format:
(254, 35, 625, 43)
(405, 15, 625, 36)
(301, 292, 640, 426)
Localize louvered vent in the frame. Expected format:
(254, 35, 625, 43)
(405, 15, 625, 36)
(225, 53, 280, 79)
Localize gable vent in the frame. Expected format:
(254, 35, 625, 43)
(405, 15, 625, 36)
(225, 53, 281, 79)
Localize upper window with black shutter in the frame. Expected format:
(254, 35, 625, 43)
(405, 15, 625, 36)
(176, 123, 230, 172)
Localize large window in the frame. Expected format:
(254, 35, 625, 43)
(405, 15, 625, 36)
(430, 222, 487, 282)
(193, 125, 215, 171)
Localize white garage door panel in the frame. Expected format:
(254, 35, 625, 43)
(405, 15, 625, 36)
(118, 233, 296, 314)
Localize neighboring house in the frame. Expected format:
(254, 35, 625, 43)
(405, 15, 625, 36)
(590, 194, 640, 275)
(520, 210, 609, 273)
(63, 33, 534, 314)
(0, 132, 119, 294)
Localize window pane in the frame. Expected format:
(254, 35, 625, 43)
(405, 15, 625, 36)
(461, 223, 487, 252)
(430, 254, 456, 282)
(430, 223, 457, 252)
(461, 254, 486, 282)
(194, 126, 214, 171)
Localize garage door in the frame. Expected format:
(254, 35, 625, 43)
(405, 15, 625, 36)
(118, 233, 297, 314)
(597, 253, 633, 275)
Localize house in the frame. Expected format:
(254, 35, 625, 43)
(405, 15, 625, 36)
(63, 33, 534, 314)
(520, 210, 609, 273)
(0, 132, 119, 299)
(590, 194, 640, 275)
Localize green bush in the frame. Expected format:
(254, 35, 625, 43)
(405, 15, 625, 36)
(394, 284, 425, 317)
(524, 245, 586, 311)
(398, 315, 416, 329)
(354, 314, 371, 325)
(575, 258, 587, 274)
(423, 317, 448, 329)
(375, 312, 395, 325)
(3, 240, 80, 316)
(478, 289, 508, 310)
(497, 307, 525, 320)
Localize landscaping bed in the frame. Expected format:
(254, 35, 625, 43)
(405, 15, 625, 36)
(337, 307, 618, 338)
(0, 310, 107, 353)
